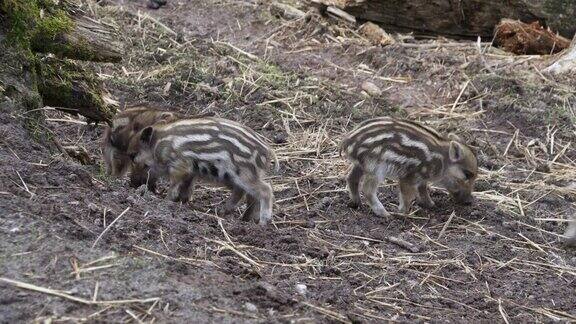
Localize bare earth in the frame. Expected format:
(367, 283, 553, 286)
(1, 0, 576, 322)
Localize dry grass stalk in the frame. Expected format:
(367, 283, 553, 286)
(0, 277, 159, 305)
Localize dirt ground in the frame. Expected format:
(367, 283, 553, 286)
(1, 0, 576, 322)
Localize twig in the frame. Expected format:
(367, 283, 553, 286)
(498, 299, 510, 324)
(213, 40, 258, 60)
(15, 171, 34, 198)
(386, 236, 420, 253)
(450, 80, 470, 113)
(91, 207, 130, 249)
(437, 211, 455, 239)
(0, 277, 159, 305)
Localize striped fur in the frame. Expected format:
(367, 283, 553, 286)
(102, 106, 182, 191)
(341, 117, 478, 217)
(129, 117, 277, 225)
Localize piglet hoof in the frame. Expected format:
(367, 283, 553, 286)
(258, 219, 269, 226)
(347, 201, 360, 209)
(178, 197, 190, 204)
(167, 193, 179, 202)
(398, 203, 412, 215)
(372, 207, 390, 219)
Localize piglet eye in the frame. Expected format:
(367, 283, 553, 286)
(463, 170, 474, 180)
(129, 153, 137, 161)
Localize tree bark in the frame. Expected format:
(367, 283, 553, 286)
(313, 0, 576, 39)
(494, 19, 571, 55)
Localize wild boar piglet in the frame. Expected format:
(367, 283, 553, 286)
(102, 106, 180, 191)
(128, 117, 277, 225)
(340, 117, 478, 217)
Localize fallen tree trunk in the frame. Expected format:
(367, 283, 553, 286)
(1, 0, 120, 128)
(494, 19, 571, 55)
(313, 0, 576, 39)
(30, 1, 123, 63)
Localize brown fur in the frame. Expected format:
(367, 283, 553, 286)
(102, 106, 181, 191)
(341, 117, 478, 217)
(127, 117, 276, 225)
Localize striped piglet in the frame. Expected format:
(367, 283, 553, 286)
(127, 117, 277, 225)
(341, 117, 478, 217)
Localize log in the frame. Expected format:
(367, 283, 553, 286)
(36, 57, 116, 124)
(1, 0, 120, 126)
(311, 0, 576, 39)
(545, 35, 576, 74)
(30, 0, 123, 62)
(494, 19, 571, 55)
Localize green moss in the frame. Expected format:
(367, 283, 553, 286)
(1, 0, 73, 51)
(32, 10, 73, 43)
(36, 57, 115, 123)
(0, 0, 41, 49)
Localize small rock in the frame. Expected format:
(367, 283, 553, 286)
(147, 0, 160, 9)
(295, 283, 307, 296)
(535, 163, 551, 173)
(359, 22, 396, 46)
(243, 302, 257, 312)
(63, 145, 92, 165)
(361, 81, 382, 97)
(273, 133, 288, 144)
(147, 0, 167, 9)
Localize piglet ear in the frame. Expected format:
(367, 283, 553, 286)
(140, 127, 154, 144)
(449, 141, 464, 162)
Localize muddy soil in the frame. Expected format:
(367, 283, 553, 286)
(1, 0, 576, 323)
